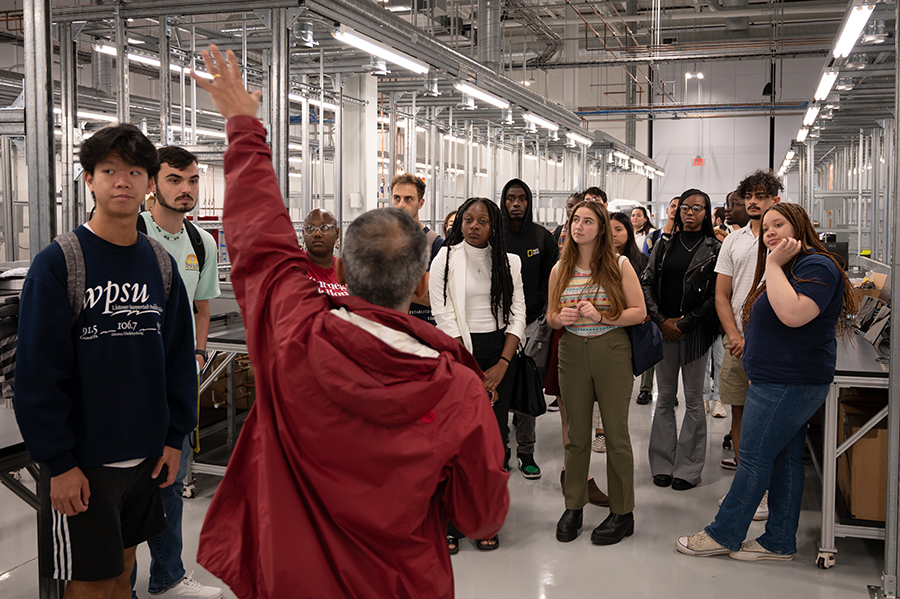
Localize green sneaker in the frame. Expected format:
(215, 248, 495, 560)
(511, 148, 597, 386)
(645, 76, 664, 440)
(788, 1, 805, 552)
(517, 454, 542, 480)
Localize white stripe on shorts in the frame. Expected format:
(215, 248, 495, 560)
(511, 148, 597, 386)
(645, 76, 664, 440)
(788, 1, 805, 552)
(52, 510, 72, 580)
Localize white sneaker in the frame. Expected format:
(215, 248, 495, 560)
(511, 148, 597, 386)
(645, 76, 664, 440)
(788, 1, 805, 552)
(591, 433, 606, 453)
(153, 573, 223, 599)
(676, 531, 730, 557)
(712, 400, 727, 418)
(728, 538, 792, 562)
(753, 491, 769, 521)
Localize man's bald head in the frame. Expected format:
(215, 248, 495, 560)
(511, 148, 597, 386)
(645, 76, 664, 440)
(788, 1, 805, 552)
(341, 208, 429, 311)
(305, 208, 337, 226)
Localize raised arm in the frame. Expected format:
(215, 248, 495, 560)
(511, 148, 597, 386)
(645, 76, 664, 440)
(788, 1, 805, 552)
(765, 240, 822, 327)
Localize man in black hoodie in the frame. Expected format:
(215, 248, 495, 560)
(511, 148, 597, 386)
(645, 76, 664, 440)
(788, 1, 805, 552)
(501, 178, 560, 480)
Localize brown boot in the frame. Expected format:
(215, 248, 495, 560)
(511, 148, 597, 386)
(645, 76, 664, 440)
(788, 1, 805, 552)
(588, 478, 610, 507)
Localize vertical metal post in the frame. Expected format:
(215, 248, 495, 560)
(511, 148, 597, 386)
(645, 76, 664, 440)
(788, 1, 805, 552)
(301, 74, 311, 217)
(430, 107, 438, 230)
(115, 9, 130, 124)
(877, 7, 900, 596)
(270, 8, 289, 206)
(0, 138, 15, 261)
(465, 120, 473, 200)
(438, 129, 445, 217)
(59, 22, 77, 232)
(535, 137, 541, 213)
(409, 92, 417, 175)
(517, 136, 524, 179)
(389, 93, 397, 186)
(24, 0, 56, 258)
(872, 128, 881, 262)
(334, 76, 343, 231)
(858, 130, 864, 256)
(190, 23, 197, 144)
(885, 119, 894, 262)
(159, 17, 171, 145)
(319, 48, 326, 209)
(488, 126, 496, 202)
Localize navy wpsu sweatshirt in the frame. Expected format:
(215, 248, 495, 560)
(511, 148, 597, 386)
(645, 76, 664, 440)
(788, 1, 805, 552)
(15, 225, 198, 477)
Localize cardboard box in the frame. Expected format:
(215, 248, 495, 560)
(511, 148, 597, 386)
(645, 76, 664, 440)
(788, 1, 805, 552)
(837, 396, 888, 522)
(854, 272, 887, 302)
(199, 355, 255, 410)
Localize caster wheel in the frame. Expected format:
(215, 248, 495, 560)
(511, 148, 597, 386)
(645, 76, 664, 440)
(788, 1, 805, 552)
(816, 552, 835, 569)
(182, 484, 197, 499)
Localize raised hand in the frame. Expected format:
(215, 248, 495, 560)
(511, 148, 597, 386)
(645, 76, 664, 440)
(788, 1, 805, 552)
(190, 44, 262, 121)
(767, 238, 802, 268)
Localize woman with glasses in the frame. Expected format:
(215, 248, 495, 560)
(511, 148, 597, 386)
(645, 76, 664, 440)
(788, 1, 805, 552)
(641, 189, 721, 491)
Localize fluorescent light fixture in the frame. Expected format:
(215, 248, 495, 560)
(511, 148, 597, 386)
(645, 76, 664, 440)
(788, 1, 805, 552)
(685, 72, 703, 79)
(454, 82, 509, 109)
(630, 158, 644, 168)
(613, 151, 630, 160)
(288, 93, 338, 112)
(565, 131, 592, 146)
(655, 169, 665, 177)
(786, 150, 795, 161)
(385, 5, 411, 11)
(796, 128, 809, 143)
(523, 113, 558, 131)
(53, 107, 119, 123)
(524, 154, 538, 161)
(93, 44, 213, 79)
(833, 4, 875, 58)
(333, 26, 429, 74)
(814, 69, 839, 101)
(803, 105, 820, 126)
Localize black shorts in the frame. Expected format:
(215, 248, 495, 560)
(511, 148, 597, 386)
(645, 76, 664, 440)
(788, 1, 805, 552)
(39, 458, 169, 581)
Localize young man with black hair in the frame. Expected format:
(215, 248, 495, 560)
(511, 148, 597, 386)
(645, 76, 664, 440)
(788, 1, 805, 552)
(15, 124, 198, 599)
(133, 146, 222, 599)
(583, 187, 608, 204)
(501, 178, 559, 479)
(391, 173, 444, 324)
(714, 170, 781, 519)
(724, 190, 750, 230)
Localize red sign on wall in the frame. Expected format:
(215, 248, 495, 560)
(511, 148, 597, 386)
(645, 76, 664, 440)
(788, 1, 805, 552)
(693, 156, 705, 166)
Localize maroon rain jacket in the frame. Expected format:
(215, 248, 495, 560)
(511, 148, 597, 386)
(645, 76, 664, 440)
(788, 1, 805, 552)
(197, 116, 509, 599)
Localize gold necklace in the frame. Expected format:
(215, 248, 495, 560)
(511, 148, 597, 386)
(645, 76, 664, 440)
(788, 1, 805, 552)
(466, 250, 490, 274)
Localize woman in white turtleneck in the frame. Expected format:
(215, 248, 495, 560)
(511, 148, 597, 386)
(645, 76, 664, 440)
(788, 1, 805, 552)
(430, 197, 526, 553)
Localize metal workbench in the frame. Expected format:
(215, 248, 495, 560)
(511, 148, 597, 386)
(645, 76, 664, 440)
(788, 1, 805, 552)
(814, 333, 890, 569)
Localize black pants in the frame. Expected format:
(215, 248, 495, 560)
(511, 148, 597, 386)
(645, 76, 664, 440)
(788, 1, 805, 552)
(470, 329, 518, 452)
(449, 329, 517, 541)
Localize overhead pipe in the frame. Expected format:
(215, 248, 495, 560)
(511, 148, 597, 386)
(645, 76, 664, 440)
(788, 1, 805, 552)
(302, 0, 584, 131)
(477, 0, 502, 73)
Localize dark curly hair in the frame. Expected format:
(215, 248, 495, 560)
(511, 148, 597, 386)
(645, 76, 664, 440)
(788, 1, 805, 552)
(441, 198, 514, 326)
(737, 169, 784, 199)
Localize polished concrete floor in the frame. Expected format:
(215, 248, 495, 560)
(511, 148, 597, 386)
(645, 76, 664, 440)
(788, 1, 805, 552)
(0, 384, 888, 598)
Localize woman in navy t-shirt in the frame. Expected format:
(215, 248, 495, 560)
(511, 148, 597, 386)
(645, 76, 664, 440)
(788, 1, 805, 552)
(676, 203, 857, 562)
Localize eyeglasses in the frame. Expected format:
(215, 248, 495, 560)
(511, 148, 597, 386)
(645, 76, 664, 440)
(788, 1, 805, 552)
(303, 224, 337, 234)
(680, 204, 706, 214)
(729, 200, 745, 207)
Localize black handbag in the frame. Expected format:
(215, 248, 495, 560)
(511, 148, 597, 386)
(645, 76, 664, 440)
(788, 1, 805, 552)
(626, 320, 664, 377)
(509, 349, 548, 418)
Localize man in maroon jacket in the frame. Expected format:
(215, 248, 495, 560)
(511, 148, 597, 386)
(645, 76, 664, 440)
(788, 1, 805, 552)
(190, 46, 509, 599)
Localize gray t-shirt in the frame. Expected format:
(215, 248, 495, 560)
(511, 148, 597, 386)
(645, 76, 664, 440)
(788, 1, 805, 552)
(713, 223, 759, 335)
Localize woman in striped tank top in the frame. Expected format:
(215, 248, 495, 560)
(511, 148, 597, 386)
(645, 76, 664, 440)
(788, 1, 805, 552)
(547, 201, 647, 546)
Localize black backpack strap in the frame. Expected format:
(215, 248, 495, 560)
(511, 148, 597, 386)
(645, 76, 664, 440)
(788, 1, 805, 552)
(53, 231, 86, 326)
(136, 212, 149, 235)
(183, 218, 207, 277)
(142, 234, 173, 302)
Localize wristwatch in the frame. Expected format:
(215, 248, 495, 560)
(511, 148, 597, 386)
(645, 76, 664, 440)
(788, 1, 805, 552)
(195, 349, 208, 362)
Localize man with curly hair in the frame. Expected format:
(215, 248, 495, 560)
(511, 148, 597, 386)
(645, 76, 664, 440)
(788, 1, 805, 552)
(714, 170, 782, 519)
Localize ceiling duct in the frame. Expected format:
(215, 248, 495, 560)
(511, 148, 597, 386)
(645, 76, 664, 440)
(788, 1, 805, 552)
(708, 0, 750, 32)
(477, 0, 502, 73)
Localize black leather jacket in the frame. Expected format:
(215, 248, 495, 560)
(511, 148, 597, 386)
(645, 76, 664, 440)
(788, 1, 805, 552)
(641, 232, 721, 363)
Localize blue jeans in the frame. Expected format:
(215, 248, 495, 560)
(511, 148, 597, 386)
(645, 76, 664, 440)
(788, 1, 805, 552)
(132, 435, 190, 596)
(705, 382, 829, 555)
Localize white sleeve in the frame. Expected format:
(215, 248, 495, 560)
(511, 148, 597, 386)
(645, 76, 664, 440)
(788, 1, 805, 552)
(506, 254, 527, 343)
(714, 234, 735, 277)
(429, 246, 461, 339)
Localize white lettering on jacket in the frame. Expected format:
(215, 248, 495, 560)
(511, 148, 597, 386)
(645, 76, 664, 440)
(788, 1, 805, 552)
(84, 281, 157, 315)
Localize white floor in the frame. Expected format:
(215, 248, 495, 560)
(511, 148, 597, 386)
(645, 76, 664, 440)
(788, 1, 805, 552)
(0, 386, 887, 599)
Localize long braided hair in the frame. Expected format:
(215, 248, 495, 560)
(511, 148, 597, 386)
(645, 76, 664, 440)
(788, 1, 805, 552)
(742, 203, 857, 337)
(441, 198, 515, 326)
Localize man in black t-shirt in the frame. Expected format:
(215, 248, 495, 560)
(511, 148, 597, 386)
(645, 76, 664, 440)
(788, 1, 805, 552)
(390, 173, 444, 324)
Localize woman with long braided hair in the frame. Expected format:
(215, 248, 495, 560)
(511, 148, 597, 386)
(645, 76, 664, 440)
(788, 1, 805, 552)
(430, 197, 526, 553)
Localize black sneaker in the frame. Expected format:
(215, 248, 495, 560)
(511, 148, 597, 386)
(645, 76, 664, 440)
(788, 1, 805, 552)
(548, 399, 560, 412)
(517, 454, 542, 479)
(636, 391, 651, 405)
